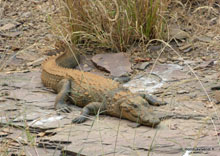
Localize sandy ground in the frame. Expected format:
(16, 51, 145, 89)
(0, 0, 220, 155)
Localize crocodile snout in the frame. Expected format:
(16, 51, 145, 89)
(141, 115, 160, 127)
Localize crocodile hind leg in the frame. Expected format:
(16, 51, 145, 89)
(72, 102, 106, 123)
(139, 94, 167, 106)
(55, 79, 72, 113)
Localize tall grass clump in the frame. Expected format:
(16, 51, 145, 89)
(52, 0, 169, 51)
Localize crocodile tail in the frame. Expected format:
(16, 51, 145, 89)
(41, 54, 60, 69)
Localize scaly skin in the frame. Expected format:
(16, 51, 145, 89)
(41, 49, 166, 127)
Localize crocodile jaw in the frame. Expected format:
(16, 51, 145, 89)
(121, 108, 160, 127)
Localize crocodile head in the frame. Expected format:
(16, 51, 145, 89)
(119, 96, 160, 127)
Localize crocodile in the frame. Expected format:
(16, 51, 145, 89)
(41, 48, 167, 127)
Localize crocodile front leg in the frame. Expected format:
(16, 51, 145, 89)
(55, 79, 72, 112)
(139, 94, 167, 106)
(72, 102, 106, 123)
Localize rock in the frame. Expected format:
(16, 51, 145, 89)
(211, 85, 220, 90)
(137, 62, 151, 70)
(178, 61, 184, 66)
(145, 64, 190, 82)
(16, 50, 41, 62)
(92, 53, 132, 77)
(169, 27, 190, 40)
(179, 44, 193, 53)
(21, 12, 32, 18)
(0, 23, 16, 31)
(184, 60, 196, 65)
(158, 58, 167, 63)
(183, 47, 193, 53)
(164, 92, 172, 96)
(213, 91, 220, 104)
(148, 44, 163, 51)
(194, 60, 215, 70)
(123, 73, 163, 93)
(189, 93, 197, 99)
(196, 35, 212, 43)
(113, 76, 131, 83)
(27, 57, 47, 67)
(82, 64, 92, 72)
(171, 57, 183, 61)
(177, 90, 189, 94)
(0, 31, 22, 37)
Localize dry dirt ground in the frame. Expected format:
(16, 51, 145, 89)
(0, 0, 220, 156)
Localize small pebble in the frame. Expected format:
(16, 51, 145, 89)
(177, 90, 189, 94)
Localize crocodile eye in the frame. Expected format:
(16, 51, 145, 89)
(132, 104, 138, 108)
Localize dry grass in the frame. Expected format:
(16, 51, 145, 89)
(168, 0, 220, 50)
(50, 0, 220, 53)
(50, 0, 170, 52)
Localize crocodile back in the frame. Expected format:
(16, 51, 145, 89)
(41, 52, 120, 96)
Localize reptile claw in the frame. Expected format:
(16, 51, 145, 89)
(72, 116, 87, 124)
(56, 106, 72, 113)
(62, 107, 72, 113)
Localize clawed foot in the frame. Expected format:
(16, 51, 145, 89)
(72, 115, 87, 124)
(143, 94, 167, 106)
(56, 103, 72, 113)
